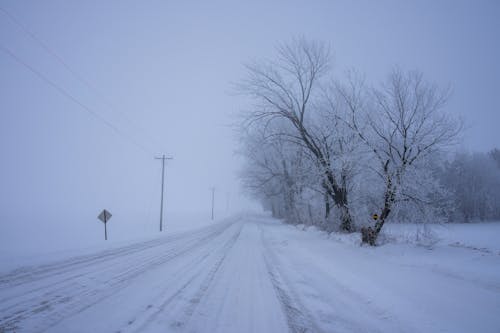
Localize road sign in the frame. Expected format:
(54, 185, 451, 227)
(98, 209, 112, 223)
(98, 209, 112, 240)
(372, 213, 379, 221)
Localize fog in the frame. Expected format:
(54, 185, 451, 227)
(1, 0, 499, 254)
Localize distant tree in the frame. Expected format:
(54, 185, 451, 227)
(489, 148, 500, 169)
(441, 151, 500, 221)
(239, 123, 311, 224)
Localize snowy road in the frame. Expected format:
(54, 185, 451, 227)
(0, 217, 291, 333)
(1, 216, 499, 333)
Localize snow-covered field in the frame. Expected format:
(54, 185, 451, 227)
(1, 215, 499, 332)
(0, 212, 221, 273)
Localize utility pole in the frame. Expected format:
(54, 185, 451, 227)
(210, 186, 215, 220)
(155, 154, 173, 232)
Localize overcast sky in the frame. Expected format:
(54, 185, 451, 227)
(1, 0, 499, 245)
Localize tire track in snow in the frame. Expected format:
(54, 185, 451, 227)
(178, 222, 243, 330)
(124, 222, 243, 333)
(0, 220, 235, 289)
(259, 222, 408, 333)
(0, 225, 227, 309)
(1, 231, 215, 332)
(258, 224, 323, 333)
(0, 220, 238, 333)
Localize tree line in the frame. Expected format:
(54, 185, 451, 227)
(237, 39, 499, 245)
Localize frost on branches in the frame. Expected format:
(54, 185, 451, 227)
(237, 39, 463, 245)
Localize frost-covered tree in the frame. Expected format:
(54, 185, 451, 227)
(490, 148, 500, 169)
(237, 39, 465, 245)
(440, 151, 500, 221)
(239, 39, 356, 232)
(337, 69, 461, 245)
(239, 122, 314, 224)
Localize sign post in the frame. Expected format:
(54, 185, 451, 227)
(98, 209, 112, 240)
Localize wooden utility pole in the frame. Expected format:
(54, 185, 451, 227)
(210, 186, 215, 220)
(155, 154, 173, 231)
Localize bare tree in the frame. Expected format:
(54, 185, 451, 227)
(441, 151, 500, 222)
(240, 120, 317, 224)
(338, 69, 461, 245)
(490, 148, 500, 169)
(239, 39, 355, 232)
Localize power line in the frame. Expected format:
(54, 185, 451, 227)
(0, 5, 165, 151)
(0, 6, 95, 95)
(0, 43, 152, 154)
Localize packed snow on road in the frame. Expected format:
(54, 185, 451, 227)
(1, 214, 499, 333)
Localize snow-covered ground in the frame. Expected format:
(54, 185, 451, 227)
(382, 222, 500, 251)
(1, 215, 499, 332)
(0, 211, 222, 273)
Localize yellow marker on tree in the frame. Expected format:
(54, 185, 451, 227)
(372, 213, 379, 221)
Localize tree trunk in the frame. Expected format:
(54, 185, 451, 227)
(298, 126, 354, 232)
(307, 203, 313, 225)
(332, 182, 354, 232)
(361, 186, 394, 245)
(339, 204, 354, 233)
(324, 191, 330, 219)
(361, 226, 377, 246)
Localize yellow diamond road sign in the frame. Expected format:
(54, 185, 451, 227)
(372, 213, 379, 220)
(98, 209, 112, 223)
